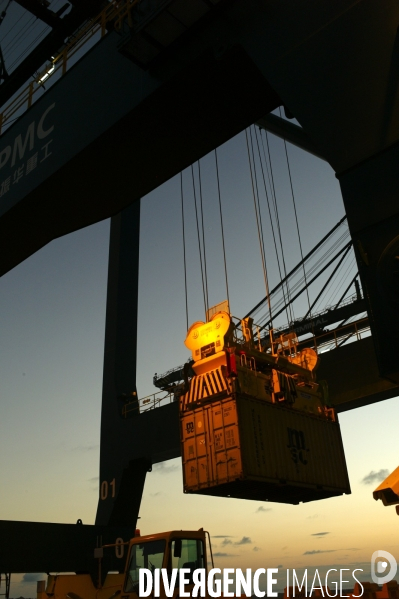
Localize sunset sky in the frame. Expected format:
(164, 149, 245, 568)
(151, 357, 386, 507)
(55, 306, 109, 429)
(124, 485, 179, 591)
(0, 3, 397, 591)
(1, 121, 398, 597)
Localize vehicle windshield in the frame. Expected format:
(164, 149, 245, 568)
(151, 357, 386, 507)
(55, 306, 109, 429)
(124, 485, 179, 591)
(170, 538, 204, 571)
(168, 538, 205, 587)
(124, 539, 166, 593)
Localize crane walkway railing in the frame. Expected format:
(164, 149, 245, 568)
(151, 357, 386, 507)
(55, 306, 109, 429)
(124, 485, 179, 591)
(0, 0, 142, 134)
(128, 316, 370, 416)
(122, 388, 177, 417)
(274, 292, 362, 336)
(298, 316, 370, 353)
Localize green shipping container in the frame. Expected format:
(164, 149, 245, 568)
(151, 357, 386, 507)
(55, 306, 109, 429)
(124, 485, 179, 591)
(180, 394, 351, 504)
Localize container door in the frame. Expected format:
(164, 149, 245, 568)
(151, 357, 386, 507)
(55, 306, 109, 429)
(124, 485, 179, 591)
(209, 399, 242, 485)
(181, 408, 212, 490)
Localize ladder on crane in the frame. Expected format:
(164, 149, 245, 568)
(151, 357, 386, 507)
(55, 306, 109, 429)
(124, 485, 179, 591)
(0, 573, 10, 599)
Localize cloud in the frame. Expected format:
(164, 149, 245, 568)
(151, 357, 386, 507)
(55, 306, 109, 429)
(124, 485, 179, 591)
(253, 547, 261, 552)
(235, 536, 251, 545)
(307, 514, 318, 519)
(303, 550, 336, 555)
(213, 552, 239, 558)
(256, 506, 272, 513)
(22, 574, 45, 583)
(222, 538, 232, 546)
(311, 532, 330, 537)
(151, 492, 162, 497)
(71, 444, 99, 452)
(277, 564, 283, 568)
(212, 535, 234, 539)
(152, 462, 179, 475)
(88, 476, 98, 483)
(361, 469, 390, 485)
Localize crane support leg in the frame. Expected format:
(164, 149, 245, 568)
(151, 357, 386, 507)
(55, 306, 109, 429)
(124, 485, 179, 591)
(96, 201, 148, 527)
(339, 141, 399, 383)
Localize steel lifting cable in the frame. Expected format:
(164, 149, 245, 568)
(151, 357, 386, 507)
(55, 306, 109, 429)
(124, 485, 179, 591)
(191, 164, 208, 317)
(245, 215, 348, 319)
(289, 214, 351, 322)
(0, 0, 29, 72)
(256, 230, 350, 325)
(255, 227, 350, 321)
(261, 128, 294, 323)
(1, 0, 65, 63)
(256, 232, 350, 322)
(255, 128, 290, 304)
(0, 0, 12, 28)
(278, 107, 312, 317)
(197, 159, 210, 314)
(259, 239, 353, 331)
(301, 242, 353, 320)
(2, 13, 34, 50)
(323, 254, 356, 307)
(245, 127, 274, 327)
(3, 14, 38, 60)
(180, 172, 189, 332)
(248, 127, 268, 270)
(8, 26, 50, 71)
(303, 246, 354, 314)
(334, 273, 360, 311)
(253, 125, 291, 324)
(266, 130, 295, 323)
(214, 148, 230, 308)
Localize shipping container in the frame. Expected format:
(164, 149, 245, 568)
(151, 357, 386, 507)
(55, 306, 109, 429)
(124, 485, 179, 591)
(180, 394, 350, 504)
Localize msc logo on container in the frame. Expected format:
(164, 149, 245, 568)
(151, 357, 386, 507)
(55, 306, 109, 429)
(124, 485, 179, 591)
(287, 427, 309, 466)
(186, 422, 194, 435)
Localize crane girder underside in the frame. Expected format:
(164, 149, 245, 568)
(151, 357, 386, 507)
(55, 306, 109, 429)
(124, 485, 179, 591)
(108, 335, 399, 470)
(0, 0, 399, 569)
(0, 0, 398, 386)
(0, 0, 107, 108)
(14, 0, 67, 28)
(0, 520, 134, 586)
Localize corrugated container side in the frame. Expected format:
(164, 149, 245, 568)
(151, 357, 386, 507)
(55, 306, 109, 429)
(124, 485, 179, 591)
(209, 400, 242, 485)
(181, 394, 350, 503)
(181, 408, 211, 488)
(237, 397, 349, 491)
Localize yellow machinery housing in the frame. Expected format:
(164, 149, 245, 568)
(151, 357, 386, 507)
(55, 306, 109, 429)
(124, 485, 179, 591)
(181, 309, 350, 503)
(183, 310, 329, 416)
(36, 529, 210, 599)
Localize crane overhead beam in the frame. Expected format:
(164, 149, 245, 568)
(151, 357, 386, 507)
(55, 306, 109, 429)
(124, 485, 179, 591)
(13, 0, 66, 28)
(0, 520, 135, 584)
(0, 0, 398, 389)
(276, 299, 366, 339)
(256, 113, 327, 162)
(0, 0, 104, 108)
(296, 316, 369, 351)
